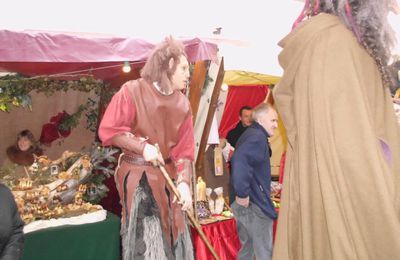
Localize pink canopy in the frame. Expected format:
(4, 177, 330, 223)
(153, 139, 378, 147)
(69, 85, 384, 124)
(0, 30, 218, 81)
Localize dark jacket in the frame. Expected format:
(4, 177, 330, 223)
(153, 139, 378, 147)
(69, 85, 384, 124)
(231, 122, 277, 219)
(226, 121, 249, 148)
(0, 184, 24, 260)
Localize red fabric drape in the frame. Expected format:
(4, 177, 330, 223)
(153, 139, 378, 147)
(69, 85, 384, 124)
(191, 217, 279, 258)
(278, 152, 286, 184)
(219, 85, 269, 138)
(191, 219, 241, 260)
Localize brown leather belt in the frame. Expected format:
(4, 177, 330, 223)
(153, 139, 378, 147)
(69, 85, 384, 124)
(121, 154, 172, 166)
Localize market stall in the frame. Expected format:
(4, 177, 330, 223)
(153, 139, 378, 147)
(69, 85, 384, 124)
(0, 29, 220, 259)
(186, 69, 286, 259)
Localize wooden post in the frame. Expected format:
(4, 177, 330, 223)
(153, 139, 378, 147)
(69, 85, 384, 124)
(188, 61, 208, 121)
(195, 58, 225, 179)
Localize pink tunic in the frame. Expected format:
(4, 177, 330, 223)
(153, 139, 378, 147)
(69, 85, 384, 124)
(99, 82, 194, 163)
(99, 79, 194, 245)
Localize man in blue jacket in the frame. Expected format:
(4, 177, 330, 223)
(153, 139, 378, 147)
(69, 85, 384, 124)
(231, 102, 278, 260)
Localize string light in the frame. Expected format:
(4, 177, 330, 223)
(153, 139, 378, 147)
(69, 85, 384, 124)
(0, 60, 145, 81)
(122, 61, 131, 73)
(221, 83, 228, 91)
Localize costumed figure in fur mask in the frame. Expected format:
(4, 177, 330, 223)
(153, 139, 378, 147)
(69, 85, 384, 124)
(273, 0, 400, 259)
(99, 37, 194, 260)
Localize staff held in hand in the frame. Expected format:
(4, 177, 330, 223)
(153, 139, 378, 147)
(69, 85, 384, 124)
(143, 143, 220, 260)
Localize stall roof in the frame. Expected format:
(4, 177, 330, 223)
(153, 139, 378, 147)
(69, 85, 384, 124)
(223, 70, 281, 86)
(0, 30, 218, 81)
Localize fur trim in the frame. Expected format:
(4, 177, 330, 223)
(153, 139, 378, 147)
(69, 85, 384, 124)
(143, 216, 168, 260)
(6, 145, 42, 166)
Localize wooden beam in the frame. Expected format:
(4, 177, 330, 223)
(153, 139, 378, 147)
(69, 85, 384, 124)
(264, 85, 274, 105)
(188, 61, 207, 121)
(195, 57, 225, 178)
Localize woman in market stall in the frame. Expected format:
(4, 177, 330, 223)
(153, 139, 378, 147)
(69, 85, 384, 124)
(3, 129, 43, 178)
(6, 129, 43, 166)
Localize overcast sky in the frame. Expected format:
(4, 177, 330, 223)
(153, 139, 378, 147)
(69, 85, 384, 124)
(0, 0, 398, 75)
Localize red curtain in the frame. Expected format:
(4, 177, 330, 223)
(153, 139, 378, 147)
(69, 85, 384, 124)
(191, 217, 279, 259)
(219, 85, 269, 138)
(191, 218, 241, 260)
(278, 152, 286, 184)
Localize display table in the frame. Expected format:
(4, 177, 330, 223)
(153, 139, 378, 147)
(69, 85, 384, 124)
(192, 209, 280, 260)
(22, 212, 121, 260)
(191, 218, 241, 260)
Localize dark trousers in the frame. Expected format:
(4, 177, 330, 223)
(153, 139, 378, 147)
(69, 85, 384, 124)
(232, 202, 273, 260)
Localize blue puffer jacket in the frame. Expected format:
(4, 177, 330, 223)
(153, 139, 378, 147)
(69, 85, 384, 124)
(231, 122, 277, 219)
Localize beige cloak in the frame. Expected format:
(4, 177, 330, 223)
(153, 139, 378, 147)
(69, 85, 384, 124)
(273, 14, 400, 260)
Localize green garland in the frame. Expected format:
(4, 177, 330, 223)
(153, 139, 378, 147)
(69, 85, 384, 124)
(0, 74, 116, 133)
(0, 74, 105, 112)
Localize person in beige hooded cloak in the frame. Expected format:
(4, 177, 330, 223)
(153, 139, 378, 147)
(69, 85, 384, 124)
(273, 1, 400, 259)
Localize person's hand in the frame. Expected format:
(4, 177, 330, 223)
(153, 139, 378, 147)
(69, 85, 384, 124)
(143, 144, 164, 166)
(173, 182, 192, 211)
(235, 196, 249, 208)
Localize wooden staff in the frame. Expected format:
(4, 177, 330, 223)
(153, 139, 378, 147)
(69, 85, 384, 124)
(154, 145, 220, 260)
(224, 199, 233, 213)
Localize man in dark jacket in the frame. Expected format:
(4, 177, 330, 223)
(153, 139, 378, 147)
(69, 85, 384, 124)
(231, 103, 278, 260)
(0, 183, 24, 260)
(226, 106, 252, 148)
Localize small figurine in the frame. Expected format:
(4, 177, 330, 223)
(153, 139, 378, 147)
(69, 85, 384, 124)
(206, 188, 215, 214)
(214, 187, 224, 214)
